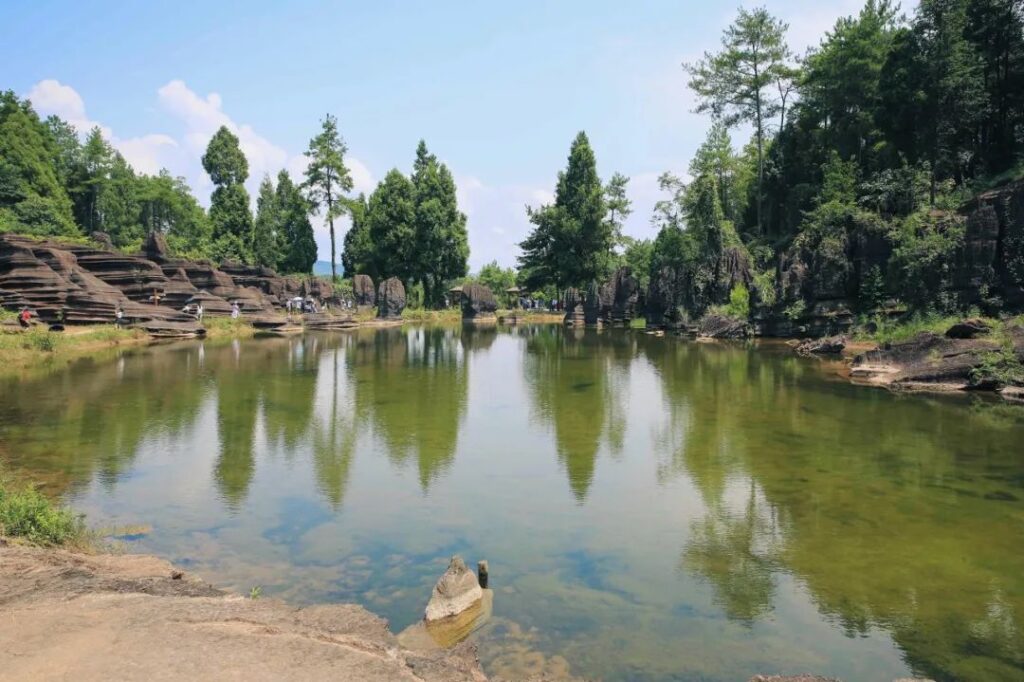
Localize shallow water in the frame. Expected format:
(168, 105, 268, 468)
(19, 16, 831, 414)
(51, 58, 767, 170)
(2, 324, 1023, 681)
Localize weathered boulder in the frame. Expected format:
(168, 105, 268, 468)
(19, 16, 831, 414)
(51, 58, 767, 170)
(696, 313, 751, 339)
(563, 287, 584, 326)
(162, 268, 199, 310)
(461, 282, 497, 320)
(795, 335, 846, 355)
(183, 290, 233, 316)
(424, 556, 483, 622)
(353, 274, 376, 308)
(377, 277, 406, 319)
(606, 267, 639, 326)
(90, 231, 114, 250)
(945, 318, 992, 339)
(645, 266, 687, 330)
(142, 230, 170, 261)
(583, 280, 608, 326)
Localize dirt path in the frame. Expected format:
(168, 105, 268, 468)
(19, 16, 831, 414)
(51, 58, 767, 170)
(0, 540, 486, 681)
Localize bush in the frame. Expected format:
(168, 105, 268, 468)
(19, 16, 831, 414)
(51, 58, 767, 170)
(0, 474, 86, 546)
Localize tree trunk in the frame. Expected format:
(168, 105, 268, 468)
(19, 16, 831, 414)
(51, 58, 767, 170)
(329, 214, 337, 282)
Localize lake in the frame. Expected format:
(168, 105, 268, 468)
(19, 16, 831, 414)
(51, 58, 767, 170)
(1, 324, 1022, 681)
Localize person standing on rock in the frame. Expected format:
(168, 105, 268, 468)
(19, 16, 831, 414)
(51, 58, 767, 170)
(196, 303, 204, 322)
(115, 307, 124, 326)
(18, 307, 32, 328)
(231, 302, 240, 319)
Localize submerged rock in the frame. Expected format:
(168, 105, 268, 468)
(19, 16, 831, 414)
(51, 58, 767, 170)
(425, 556, 483, 622)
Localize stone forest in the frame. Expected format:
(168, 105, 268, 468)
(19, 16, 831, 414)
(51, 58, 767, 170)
(3, 1, 1024, 682)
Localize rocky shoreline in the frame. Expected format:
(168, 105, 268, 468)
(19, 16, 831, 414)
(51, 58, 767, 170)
(0, 539, 487, 682)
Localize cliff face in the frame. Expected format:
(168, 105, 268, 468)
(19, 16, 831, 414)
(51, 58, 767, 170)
(754, 180, 1024, 337)
(0, 233, 321, 325)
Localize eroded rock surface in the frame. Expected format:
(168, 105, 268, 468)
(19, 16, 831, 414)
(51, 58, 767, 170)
(0, 541, 486, 682)
(425, 556, 484, 622)
(353, 274, 376, 308)
(377, 277, 406, 319)
(462, 283, 497, 321)
(795, 335, 847, 355)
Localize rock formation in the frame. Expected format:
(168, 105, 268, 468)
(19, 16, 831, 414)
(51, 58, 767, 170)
(606, 267, 639, 326)
(563, 287, 584, 326)
(696, 313, 751, 339)
(353, 274, 376, 308)
(377, 277, 406, 319)
(795, 335, 846, 355)
(583, 280, 607, 327)
(424, 556, 484, 622)
(460, 282, 497, 321)
(945, 318, 992, 339)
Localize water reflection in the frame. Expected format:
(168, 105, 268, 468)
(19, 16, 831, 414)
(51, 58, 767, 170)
(0, 327, 1023, 681)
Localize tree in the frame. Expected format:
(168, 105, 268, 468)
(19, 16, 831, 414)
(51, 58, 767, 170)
(276, 170, 316, 274)
(0, 91, 77, 237)
(690, 123, 745, 223)
(604, 172, 632, 245)
(252, 175, 280, 269)
(473, 260, 518, 307)
(518, 131, 610, 290)
(341, 193, 374, 278)
(685, 7, 791, 235)
(303, 114, 353, 282)
(202, 126, 252, 261)
(365, 169, 416, 281)
(136, 170, 210, 256)
(410, 140, 469, 307)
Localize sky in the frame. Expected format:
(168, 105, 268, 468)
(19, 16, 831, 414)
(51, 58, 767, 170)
(0, 0, 908, 270)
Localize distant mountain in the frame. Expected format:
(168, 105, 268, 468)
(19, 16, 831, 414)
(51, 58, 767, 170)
(312, 260, 341, 277)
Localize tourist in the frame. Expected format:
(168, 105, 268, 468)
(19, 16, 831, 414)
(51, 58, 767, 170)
(115, 307, 124, 326)
(196, 303, 204, 322)
(18, 307, 32, 328)
(231, 302, 240, 319)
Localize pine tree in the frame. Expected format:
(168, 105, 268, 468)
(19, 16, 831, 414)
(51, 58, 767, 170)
(341, 193, 374, 278)
(518, 131, 609, 290)
(365, 169, 416, 282)
(303, 114, 353, 281)
(685, 8, 791, 235)
(252, 175, 280, 269)
(410, 140, 469, 307)
(276, 170, 316, 274)
(202, 126, 252, 261)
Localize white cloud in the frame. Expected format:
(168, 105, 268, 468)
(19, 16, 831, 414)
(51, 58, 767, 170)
(116, 134, 179, 176)
(26, 79, 112, 138)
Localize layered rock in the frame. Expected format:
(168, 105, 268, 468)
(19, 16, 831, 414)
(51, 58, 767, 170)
(377, 277, 406, 319)
(795, 335, 846, 355)
(461, 282, 497, 321)
(696, 313, 751, 339)
(583, 281, 608, 327)
(353, 274, 376, 308)
(424, 556, 483, 622)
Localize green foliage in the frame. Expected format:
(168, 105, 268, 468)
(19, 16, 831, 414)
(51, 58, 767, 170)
(365, 169, 416, 283)
(203, 127, 252, 261)
(341, 193, 373, 278)
(620, 237, 653, 291)
(970, 345, 1024, 389)
(410, 141, 469, 306)
(723, 283, 750, 318)
(890, 210, 966, 311)
(469, 260, 518, 307)
(303, 114, 353, 281)
(518, 131, 611, 290)
(252, 175, 281, 269)
(276, 171, 317, 274)
(685, 7, 792, 234)
(0, 471, 85, 546)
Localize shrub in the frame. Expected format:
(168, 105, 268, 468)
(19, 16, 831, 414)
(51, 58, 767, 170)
(0, 474, 86, 546)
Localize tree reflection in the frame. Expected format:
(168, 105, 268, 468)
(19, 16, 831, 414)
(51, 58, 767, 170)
(348, 327, 468, 490)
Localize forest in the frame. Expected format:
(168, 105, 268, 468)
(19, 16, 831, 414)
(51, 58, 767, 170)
(3, 0, 1023, 324)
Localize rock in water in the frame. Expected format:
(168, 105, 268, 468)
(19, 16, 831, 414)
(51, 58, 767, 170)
(795, 335, 846, 355)
(377, 277, 406, 319)
(425, 556, 483, 622)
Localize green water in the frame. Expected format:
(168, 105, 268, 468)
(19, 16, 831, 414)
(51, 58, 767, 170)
(1, 325, 1023, 681)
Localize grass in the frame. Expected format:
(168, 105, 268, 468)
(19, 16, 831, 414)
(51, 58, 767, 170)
(400, 307, 461, 322)
(0, 468, 88, 547)
(0, 324, 148, 377)
(201, 316, 256, 339)
(852, 313, 968, 344)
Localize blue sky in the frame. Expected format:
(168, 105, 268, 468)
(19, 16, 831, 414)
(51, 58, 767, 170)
(0, 0, 899, 269)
